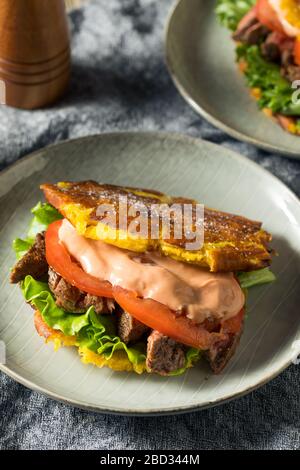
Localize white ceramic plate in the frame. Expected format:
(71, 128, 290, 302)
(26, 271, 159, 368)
(0, 132, 299, 415)
(165, 0, 300, 158)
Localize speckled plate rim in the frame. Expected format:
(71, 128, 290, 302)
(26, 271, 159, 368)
(164, 0, 300, 159)
(0, 131, 299, 416)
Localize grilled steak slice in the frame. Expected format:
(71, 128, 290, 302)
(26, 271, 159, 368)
(83, 293, 115, 314)
(117, 310, 149, 344)
(281, 49, 295, 68)
(48, 267, 83, 312)
(233, 8, 269, 45)
(10, 232, 48, 283)
(205, 332, 242, 374)
(233, 21, 269, 45)
(205, 317, 244, 374)
(261, 37, 281, 62)
(260, 31, 299, 82)
(261, 31, 285, 62)
(48, 267, 114, 314)
(146, 330, 186, 375)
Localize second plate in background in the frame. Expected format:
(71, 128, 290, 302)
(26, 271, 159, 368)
(165, 0, 300, 158)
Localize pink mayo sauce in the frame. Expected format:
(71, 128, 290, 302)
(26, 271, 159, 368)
(59, 219, 245, 324)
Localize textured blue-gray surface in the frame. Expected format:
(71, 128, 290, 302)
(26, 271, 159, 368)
(0, 0, 299, 450)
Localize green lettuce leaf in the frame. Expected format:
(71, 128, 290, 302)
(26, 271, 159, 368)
(237, 267, 276, 289)
(13, 202, 62, 259)
(216, 0, 255, 31)
(27, 202, 62, 239)
(12, 238, 33, 260)
(22, 275, 91, 335)
(77, 310, 147, 364)
(236, 44, 297, 115)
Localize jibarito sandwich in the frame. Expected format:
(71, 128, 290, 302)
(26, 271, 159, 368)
(216, 0, 300, 134)
(11, 181, 275, 375)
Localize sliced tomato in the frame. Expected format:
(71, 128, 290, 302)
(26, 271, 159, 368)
(113, 286, 233, 350)
(256, 0, 285, 34)
(294, 38, 300, 65)
(45, 220, 113, 298)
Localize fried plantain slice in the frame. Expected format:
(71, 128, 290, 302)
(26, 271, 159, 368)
(41, 181, 272, 272)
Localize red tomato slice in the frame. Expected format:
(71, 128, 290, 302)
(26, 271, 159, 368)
(256, 0, 285, 34)
(45, 220, 114, 298)
(294, 39, 300, 65)
(113, 286, 235, 350)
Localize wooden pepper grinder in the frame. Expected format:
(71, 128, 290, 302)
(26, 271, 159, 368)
(0, 0, 70, 109)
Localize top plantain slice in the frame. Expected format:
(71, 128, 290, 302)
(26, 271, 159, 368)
(41, 181, 273, 272)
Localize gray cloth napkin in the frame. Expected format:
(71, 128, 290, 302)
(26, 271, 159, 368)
(0, 0, 299, 450)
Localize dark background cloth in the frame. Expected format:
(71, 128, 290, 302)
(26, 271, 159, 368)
(0, 0, 299, 450)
